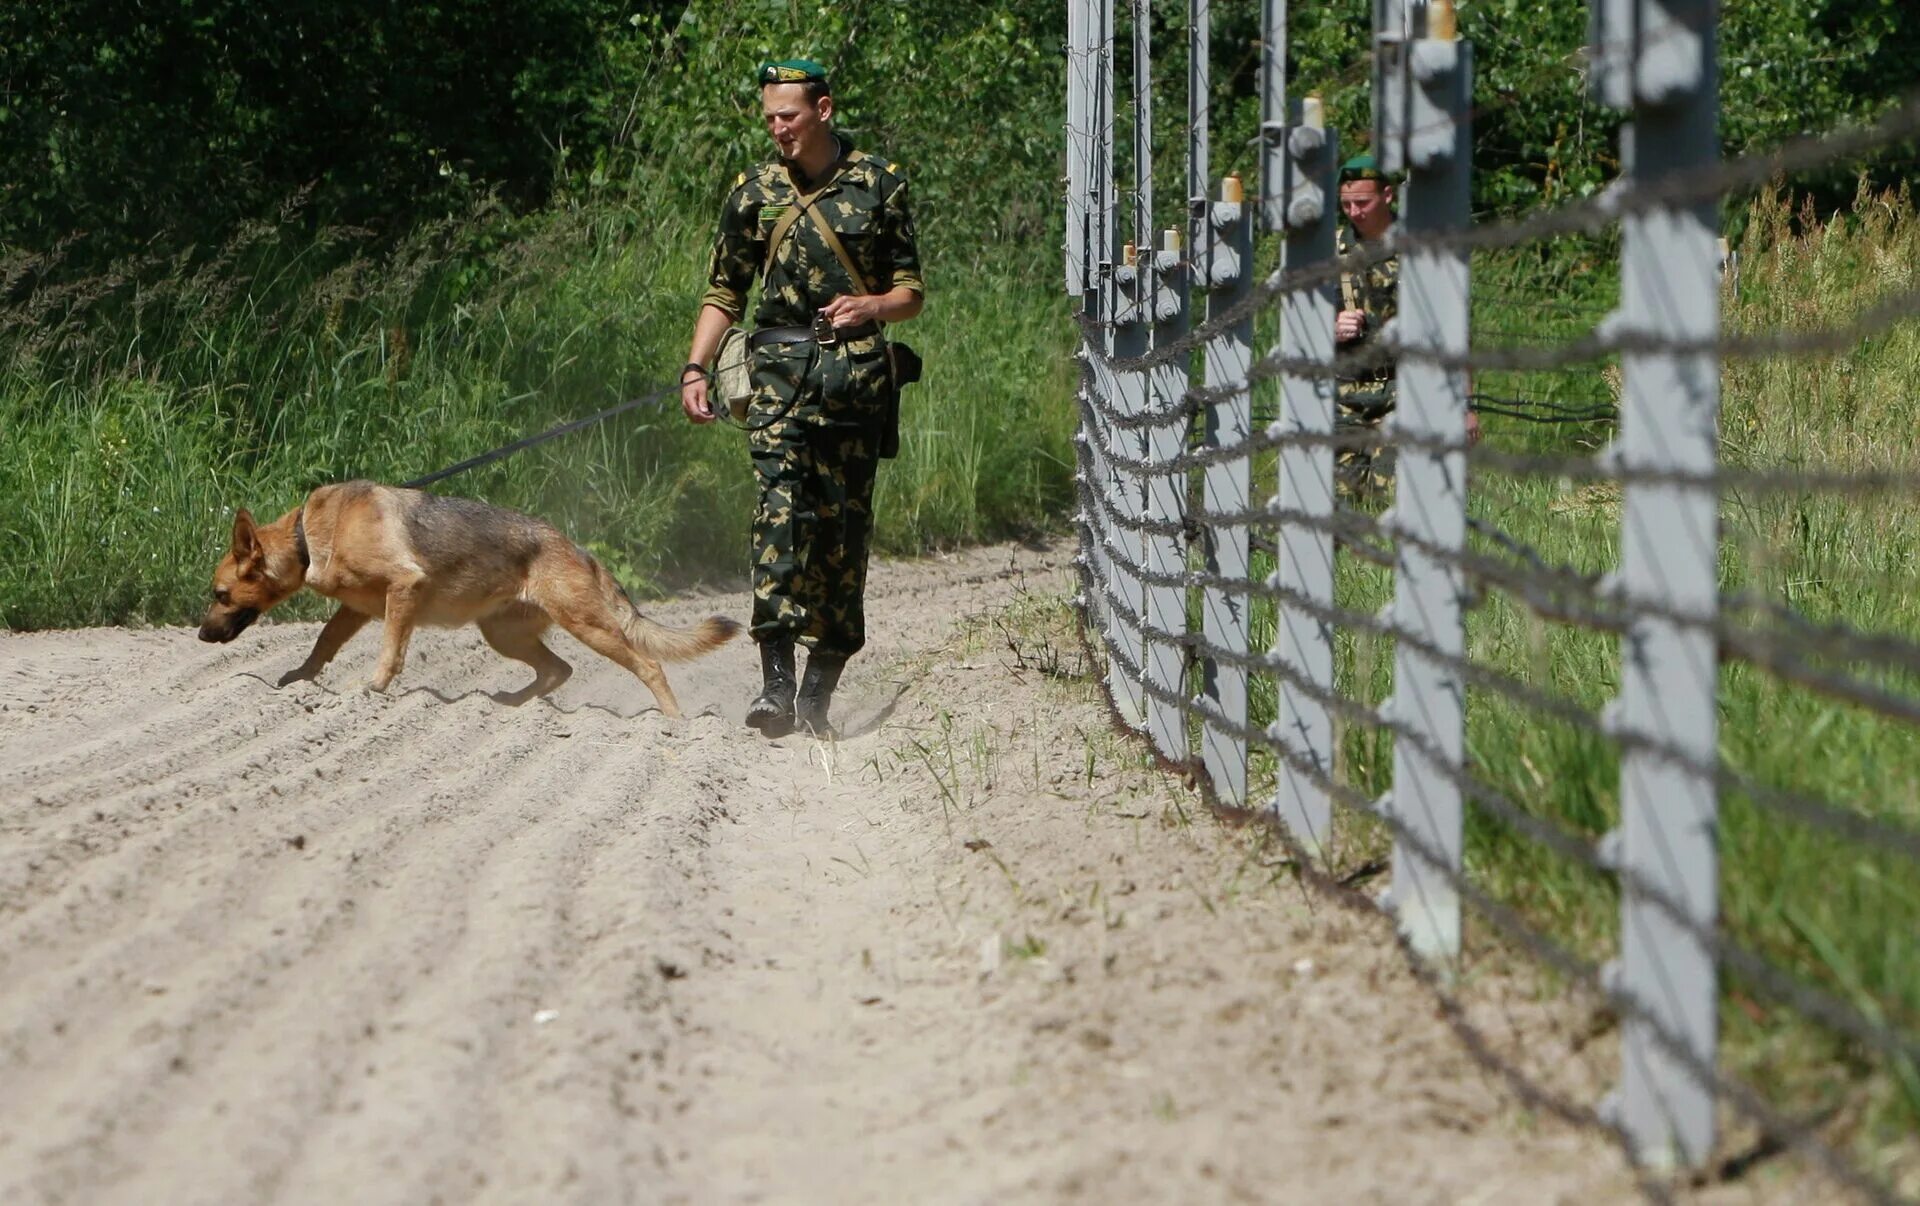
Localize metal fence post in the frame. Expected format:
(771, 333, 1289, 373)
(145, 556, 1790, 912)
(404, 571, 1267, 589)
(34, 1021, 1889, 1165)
(1096, 0, 1151, 731)
(1082, 0, 1121, 722)
(1191, 0, 1253, 808)
(1258, 0, 1288, 235)
(1378, 0, 1472, 961)
(1066, 0, 1092, 300)
(1082, 0, 1136, 729)
(1137, 2, 1189, 764)
(1592, 0, 1721, 1170)
(1188, 0, 1210, 218)
(1073, 0, 1120, 689)
(1067, 0, 1095, 628)
(1090, 0, 1113, 298)
(1144, 245, 1190, 764)
(1270, 98, 1339, 858)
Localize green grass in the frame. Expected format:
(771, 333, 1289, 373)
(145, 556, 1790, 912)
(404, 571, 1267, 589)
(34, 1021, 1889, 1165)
(0, 199, 1076, 630)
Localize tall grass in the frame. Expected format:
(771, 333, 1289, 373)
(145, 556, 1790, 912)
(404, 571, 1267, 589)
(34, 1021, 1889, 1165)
(0, 198, 1075, 630)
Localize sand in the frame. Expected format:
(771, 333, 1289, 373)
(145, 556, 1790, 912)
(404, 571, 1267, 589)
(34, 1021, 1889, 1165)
(1, 539, 1801, 1203)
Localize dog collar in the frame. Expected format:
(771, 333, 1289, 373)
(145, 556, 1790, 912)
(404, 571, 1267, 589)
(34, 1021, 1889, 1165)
(293, 507, 311, 571)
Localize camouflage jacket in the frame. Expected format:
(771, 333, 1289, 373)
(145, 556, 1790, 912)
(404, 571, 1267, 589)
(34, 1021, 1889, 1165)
(701, 135, 925, 330)
(1337, 223, 1397, 386)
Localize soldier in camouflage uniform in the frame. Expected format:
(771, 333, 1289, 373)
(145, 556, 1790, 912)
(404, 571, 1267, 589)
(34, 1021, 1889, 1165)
(679, 58, 925, 738)
(1335, 154, 1400, 494)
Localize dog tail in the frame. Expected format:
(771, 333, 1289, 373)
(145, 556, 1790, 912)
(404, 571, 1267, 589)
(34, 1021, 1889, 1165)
(624, 610, 742, 663)
(580, 551, 742, 663)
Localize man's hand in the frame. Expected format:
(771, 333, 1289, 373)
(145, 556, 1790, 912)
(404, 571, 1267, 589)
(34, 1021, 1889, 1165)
(1336, 308, 1368, 344)
(821, 293, 882, 329)
(681, 368, 715, 425)
(1465, 408, 1482, 446)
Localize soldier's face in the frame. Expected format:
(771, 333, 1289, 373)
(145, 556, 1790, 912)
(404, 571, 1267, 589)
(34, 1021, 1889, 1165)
(1339, 180, 1394, 239)
(762, 84, 833, 162)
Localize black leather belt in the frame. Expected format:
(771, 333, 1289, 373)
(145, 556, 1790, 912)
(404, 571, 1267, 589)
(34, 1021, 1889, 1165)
(749, 321, 880, 348)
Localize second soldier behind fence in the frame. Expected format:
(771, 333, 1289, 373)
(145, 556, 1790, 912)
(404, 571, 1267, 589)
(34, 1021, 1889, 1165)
(679, 57, 925, 739)
(1334, 153, 1400, 494)
(1334, 152, 1479, 493)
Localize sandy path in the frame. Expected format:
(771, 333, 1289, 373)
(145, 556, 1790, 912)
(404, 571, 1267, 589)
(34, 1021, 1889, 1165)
(0, 541, 1791, 1203)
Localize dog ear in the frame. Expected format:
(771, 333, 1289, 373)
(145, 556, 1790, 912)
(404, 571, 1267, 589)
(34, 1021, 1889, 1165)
(231, 509, 261, 565)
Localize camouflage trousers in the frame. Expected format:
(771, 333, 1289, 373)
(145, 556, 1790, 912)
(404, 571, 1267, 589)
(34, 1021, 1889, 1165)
(1335, 380, 1396, 496)
(745, 341, 889, 657)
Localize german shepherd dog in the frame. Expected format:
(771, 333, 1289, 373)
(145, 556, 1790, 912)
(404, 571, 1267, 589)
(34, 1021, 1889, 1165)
(198, 481, 740, 717)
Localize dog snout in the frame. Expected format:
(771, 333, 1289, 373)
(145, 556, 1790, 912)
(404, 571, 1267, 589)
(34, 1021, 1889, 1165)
(198, 607, 258, 643)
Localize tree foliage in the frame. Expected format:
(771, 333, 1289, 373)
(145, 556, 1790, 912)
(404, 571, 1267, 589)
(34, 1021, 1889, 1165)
(0, 0, 678, 259)
(1, 0, 1914, 274)
(606, 0, 1068, 260)
(1186, 0, 1917, 218)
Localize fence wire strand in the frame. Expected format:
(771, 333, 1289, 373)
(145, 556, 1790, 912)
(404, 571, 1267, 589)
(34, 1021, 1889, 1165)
(1078, 553, 1906, 1206)
(1079, 480, 1920, 1078)
(1078, 90, 1920, 379)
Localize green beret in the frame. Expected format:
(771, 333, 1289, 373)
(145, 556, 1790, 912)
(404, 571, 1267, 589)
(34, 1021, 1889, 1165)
(758, 58, 830, 88)
(1340, 153, 1388, 182)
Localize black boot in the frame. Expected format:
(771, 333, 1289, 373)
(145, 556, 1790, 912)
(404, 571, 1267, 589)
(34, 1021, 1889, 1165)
(795, 652, 847, 736)
(745, 636, 797, 736)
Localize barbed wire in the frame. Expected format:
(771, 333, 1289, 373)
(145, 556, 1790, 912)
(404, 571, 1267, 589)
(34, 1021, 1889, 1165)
(1079, 574, 1914, 1205)
(1079, 489, 1920, 1082)
(1458, 515, 1920, 724)
(1074, 90, 1920, 379)
(1469, 392, 1618, 424)
(1086, 499, 1920, 1102)
(1116, 492, 1907, 881)
(1086, 470, 1920, 871)
(1076, 287, 1920, 472)
(1068, 19, 1920, 1199)
(1076, 549, 1908, 1205)
(1083, 414, 1920, 744)
(1091, 465, 1920, 863)
(1445, 511, 1920, 728)
(1080, 269, 1920, 438)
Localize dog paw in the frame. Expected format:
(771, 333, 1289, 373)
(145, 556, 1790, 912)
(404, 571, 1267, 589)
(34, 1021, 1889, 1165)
(277, 666, 320, 688)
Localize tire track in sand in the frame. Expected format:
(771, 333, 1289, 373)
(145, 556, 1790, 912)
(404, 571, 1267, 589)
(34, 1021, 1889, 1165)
(3, 699, 598, 1204)
(0, 623, 492, 810)
(265, 721, 749, 1206)
(0, 632, 520, 945)
(0, 625, 322, 794)
(0, 686, 542, 1077)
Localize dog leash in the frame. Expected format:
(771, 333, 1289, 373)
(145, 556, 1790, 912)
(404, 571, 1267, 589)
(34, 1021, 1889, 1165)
(400, 379, 684, 490)
(400, 338, 837, 491)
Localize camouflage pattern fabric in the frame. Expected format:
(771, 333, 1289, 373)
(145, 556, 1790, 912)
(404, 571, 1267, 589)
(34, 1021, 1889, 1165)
(747, 378, 882, 656)
(704, 135, 923, 654)
(702, 134, 923, 358)
(1336, 223, 1399, 494)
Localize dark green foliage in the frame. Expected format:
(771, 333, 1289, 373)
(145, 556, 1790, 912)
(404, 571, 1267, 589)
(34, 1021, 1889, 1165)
(607, 0, 1069, 264)
(0, 0, 681, 262)
(5, 0, 1915, 276)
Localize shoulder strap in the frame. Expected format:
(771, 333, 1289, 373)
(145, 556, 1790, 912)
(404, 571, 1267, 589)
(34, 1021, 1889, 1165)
(758, 148, 880, 296)
(799, 201, 874, 297)
(1337, 229, 1360, 313)
(762, 199, 813, 287)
